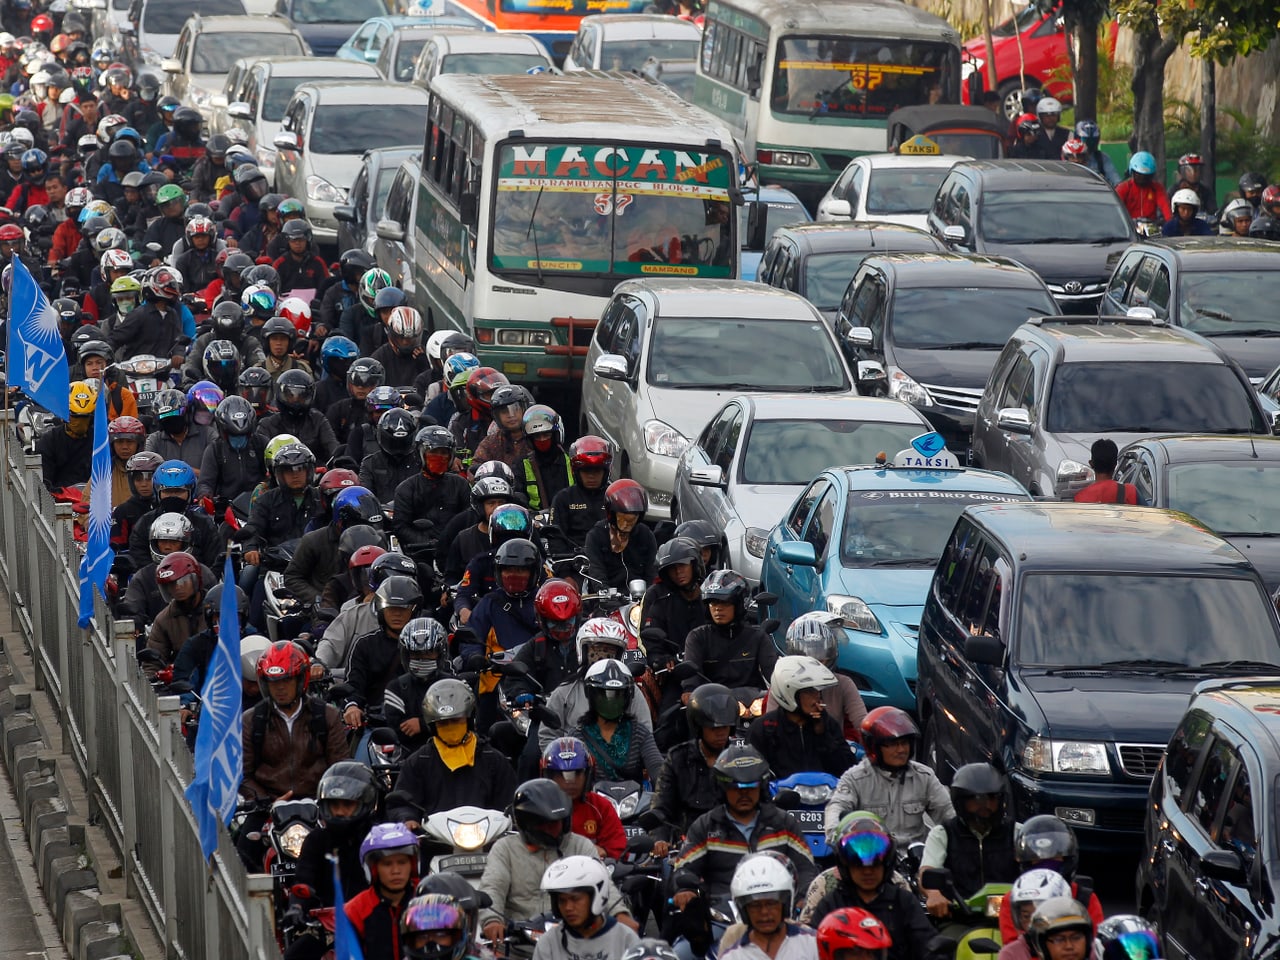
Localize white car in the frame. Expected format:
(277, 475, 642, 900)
(125, 0, 247, 67)
(410, 30, 553, 86)
(581, 280, 857, 521)
(272, 80, 430, 244)
(221, 56, 383, 180)
(672, 394, 932, 581)
(562, 14, 701, 73)
(815, 153, 963, 230)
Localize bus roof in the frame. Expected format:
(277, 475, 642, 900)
(429, 71, 740, 149)
(705, 0, 958, 41)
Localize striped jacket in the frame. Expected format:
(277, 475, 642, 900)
(673, 802, 816, 900)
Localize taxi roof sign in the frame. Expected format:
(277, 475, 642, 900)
(892, 431, 960, 468)
(898, 135, 942, 156)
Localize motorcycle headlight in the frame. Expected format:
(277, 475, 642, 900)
(278, 823, 310, 860)
(628, 603, 643, 632)
(306, 175, 346, 204)
(643, 420, 689, 458)
(794, 783, 833, 804)
(826, 594, 882, 635)
(615, 792, 641, 819)
(449, 817, 490, 850)
(513, 711, 531, 737)
(134, 358, 158, 376)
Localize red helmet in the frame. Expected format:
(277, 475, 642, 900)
(279, 296, 312, 335)
(860, 706, 919, 766)
(318, 467, 359, 504)
(535, 578, 582, 643)
(569, 435, 613, 475)
(31, 13, 54, 33)
(155, 551, 202, 605)
(816, 908, 893, 960)
(1178, 152, 1203, 167)
(605, 478, 648, 520)
(465, 366, 508, 414)
(350, 544, 386, 570)
(256, 640, 310, 704)
(1263, 184, 1280, 210)
(1060, 138, 1088, 161)
(1015, 112, 1040, 136)
(0, 223, 23, 243)
(108, 415, 146, 440)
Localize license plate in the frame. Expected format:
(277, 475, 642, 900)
(437, 853, 487, 873)
(795, 809, 825, 827)
(134, 378, 157, 395)
(624, 824, 646, 839)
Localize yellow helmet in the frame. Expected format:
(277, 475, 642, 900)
(68, 380, 97, 416)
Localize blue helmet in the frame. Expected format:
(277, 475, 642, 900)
(359, 821, 419, 882)
(332, 485, 383, 532)
(1128, 151, 1156, 176)
(541, 736, 594, 776)
(320, 335, 358, 374)
(153, 459, 197, 496)
(443, 351, 480, 382)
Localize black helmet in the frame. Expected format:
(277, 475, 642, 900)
(262, 314, 295, 346)
(1249, 214, 1280, 241)
(107, 138, 137, 163)
(338, 523, 387, 564)
(222, 251, 253, 287)
(470, 476, 513, 513)
(583, 658, 634, 719)
(213, 394, 256, 437)
(206, 133, 230, 158)
(234, 164, 268, 201)
(1014, 815, 1079, 879)
(701, 569, 749, 615)
(674, 519, 720, 568)
(687, 682, 740, 737)
(242, 263, 280, 294)
(203, 581, 249, 627)
(373, 575, 423, 631)
(275, 368, 314, 415)
(415, 424, 456, 463)
(348, 356, 386, 388)
(376, 407, 417, 458)
(711, 743, 771, 790)
(339, 248, 375, 286)
(77, 338, 112, 363)
(237, 365, 273, 410)
(369, 552, 418, 592)
(281, 217, 312, 243)
(656, 535, 703, 585)
(211, 300, 245, 337)
(203, 339, 241, 390)
(317, 761, 378, 832)
(272, 442, 316, 486)
(511, 778, 573, 849)
(1239, 171, 1267, 197)
(949, 762, 1007, 833)
(494, 538, 540, 599)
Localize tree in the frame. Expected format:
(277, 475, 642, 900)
(1037, 0, 1110, 122)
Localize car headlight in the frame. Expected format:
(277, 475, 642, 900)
(794, 783, 833, 804)
(306, 175, 346, 204)
(744, 527, 770, 559)
(887, 366, 933, 407)
(1022, 737, 1110, 776)
(615, 792, 640, 819)
(278, 823, 310, 860)
(826, 594, 881, 634)
(643, 420, 689, 458)
(191, 87, 213, 108)
(449, 817, 490, 850)
(1056, 459, 1092, 484)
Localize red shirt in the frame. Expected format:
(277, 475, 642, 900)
(1073, 479, 1138, 504)
(572, 791, 627, 859)
(1115, 179, 1172, 222)
(1000, 883, 1103, 942)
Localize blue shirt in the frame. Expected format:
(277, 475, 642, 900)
(1162, 216, 1214, 237)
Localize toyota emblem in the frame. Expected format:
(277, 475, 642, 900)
(1064, 281, 1082, 294)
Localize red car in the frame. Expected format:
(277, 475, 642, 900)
(960, 4, 1072, 117)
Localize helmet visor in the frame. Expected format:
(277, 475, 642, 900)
(838, 829, 892, 866)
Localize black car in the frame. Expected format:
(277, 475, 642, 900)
(1100, 238, 1280, 381)
(833, 251, 1059, 454)
(926, 159, 1136, 314)
(757, 222, 944, 323)
(1114, 435, 1280, 591)
(916, 501, 1280, 850)
(1139, 678, 1280, 960)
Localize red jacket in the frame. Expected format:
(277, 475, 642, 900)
(6, 181, 49, 214)
(345, 886, 412, 960)
(1115, 179, 1172, 222)
(1073, 479, 1138, 505)
(572, 791, 627, 859)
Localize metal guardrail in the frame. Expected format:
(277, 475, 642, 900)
(0, 411, 280, 960)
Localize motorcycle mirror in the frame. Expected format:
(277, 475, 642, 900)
(626, 833, 656, 854)
(672, 661, 700, 683)
(290, 883, 314, 900)
(772, 787, 800, 810)
(968, 939, 1001, 955)
(384, 790, 424, 816)
(639, 626, 668, 645)
(754, 592, 778, 607)
(626, 659, 647, 680)
(136, 648, 164, 664)
(761, 618, 780, 634)
(529, 704, 560, 727)
(627, 578, 648, 597)
(919, 866, 954, 893)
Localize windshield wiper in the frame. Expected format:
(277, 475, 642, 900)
(1091, 236, 1134, 244)
(1194, 659, 1280, 672)
(1201, 327, 1280, 337)
(922, 341, 1005, 350)
(1095, 658, 1191, 671)
(866, 556, 939, 567)
(525, 186, 545, 287)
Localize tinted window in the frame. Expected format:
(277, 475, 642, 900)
(264, 75, 338, 122)
(288, 0, 384, 24)
(714, 407, 744, 473)
(309, 103, 428, 154)
(802, 254, 860, 311)
(193, 32, 304, 73)
(866, 167, 951, 215)
(1164, 709, 1211, 806)
(804, 486, 839, 556)
(144, 0, 245, 33)
(373, 164, 401, 222)
(599, 38, 698, 71)
(841, 490, 1026, 568)
(1177, 269, 1280, 335)
(646, 317, 847, 391)
(1167, 462, 1280, 535)
(740, 419, 923, 485)
(1017, 573, 1280, 668)
(395, 39, 428, 81)
(890, 286, 1058, 349)
(936, 518, 980, 614)
(1107, 251, 1143, 301)
(786, 479, 828, 535)
(1045, 361, 1264, 435)
(1190, 739, 1237, 840)
(440, 53, 549, 74)
(979, 190, 1133, 245)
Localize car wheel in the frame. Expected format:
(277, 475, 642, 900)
(997, 80, 1024, 120)
(921, 713, 949, 784)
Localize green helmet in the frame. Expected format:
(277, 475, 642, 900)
(264, 433, 301, 470)
(156, 183, 186, 209)
(110, 275, 142, 296)
(359, 268, 393, 316)
(0, 93, 13, 114)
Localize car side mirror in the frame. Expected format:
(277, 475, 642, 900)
(857, 360, 886, 385)
(942, 224, 967, 245)
(964, 634, 1005, 666)
(996, 407, 1032, 435)
(1125, 306, 1158, 321)
(1200, 848, 1247, 884)
(744, 200, 768, 251)
(592, 354, 630, 381)
(273, 131, 300, 152)
(744, 62, 761, 96)
(160, 57, 181, 73)
(210, 94, 228, 109)
(1272, 411, 1280, 437)
(460, 190, 478, 227)
(333, 204, 356, 223)
(227, 101, 252, 121)
(824, 198, 852, 219)
(845, 327, 873, 349)
(968, 939, 1002, 955)
(776, 540, 817, 567)
(375, 218, 404, 242)
(688, 465, 725, 488)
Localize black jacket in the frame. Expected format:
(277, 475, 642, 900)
(640, 582, 707, 660)
(369, 343, 429, 389)
(326, 396, 368, 446)
(940, 815, 1019, 897)
(241, 485, 322, 552)
(128, 506, 221, 571)
(584, 520, 657, 590)
(36, 427, 91, 490)
(682, 620, 778, 692)
(293, 823, 369, 908)
(674, 801, 815, 900)
(389, 736, 517, 821)
(747, 708, 857, 780)
(383, 668, 458, 752)
(392, 471, 470, 557)
(142, 215, 185, 256)
(197, 434, 267, 502)
(109, 301, 183, 361)
(344, 628, 402, 712)
(500, 632, 577, 702)
(183, 329, 266, 383)
(257, 409, 339, 465)
(442, 525, 489, 586)
(651, 738, 720, 843)
(284, 524, 343, 605)
(550, 484, 606, 548)
(810, 881, 936, 960)
(436, 507, 480, 577)
(358, 448, 419, 505)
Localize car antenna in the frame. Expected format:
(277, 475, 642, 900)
(1250, 435, 1259, 459)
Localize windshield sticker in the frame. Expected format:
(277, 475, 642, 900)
(857, 491, 1023, 502)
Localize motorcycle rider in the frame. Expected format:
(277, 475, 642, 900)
(318, 250, 373, 342)
(454, 503, 532, 623)
(197, 395, 266, 502)
(540, 737, 626, 859)
(144, 550, 208, 672)
(87, 412, 142, 507)
(257, 315, 314, 383)
(651, 682, 739, 859)
(551, 435, 612, 549)
(641, 536, 708, 673)
(1073, 120, 1120, 186)
(237, 442, 321, 611)
(516, 404, 571, 512)
(501, 577, 582, 707)
(1222, 197, 1255, 237)
(996, 816, 1102, 942)
(1162, 188, 1214, 237)
(749, 655, 854, 780)
(424, 349, 478, 430)
(1025, 899, 1095, 960)
(584, 479, 657, 589)
(1115, 152, 1171, 225)
(382, 617, 454, 752)
(720, 856, 816, 960)
(273, 218, 329, 298)
(118, 514, 215, 628)
(440, 476, 516, 586)
(682, 570, 776, 696)
(346, 822, 422, 960)
(37, 380, 95, 490)
(1167, 152, 1215, 214)
(535, 856, 640, 960)
(919, 762, 1018, 917)
(315, 335, 359, 412)
(327, 356, 386, 445)
(285, 485, 382, 606)
(348, 385, 405, 466)
(472, 384, 533, 474)
(317, 524, 386, 618)
(359, 407, 421, 506)
(315, 550, 409, 671)
(1033, 97, 1068, 157)
(573, 658, 663, 783)
(287, 761, 379, 922)
(784, 613, 866, 740)
(343, 575, 423, 727)
(109, 267, 185, 369)
(184, 300, 267, 382)
(451, 366, 507, 464)
(997, 869, 1073, 960)
(371, 304, 429, 389)
(256, 369, 338, 464)
(392, 425, 470, 570)
(113, 450, 163, 548)
(127, 459, 219, 569)
(466, 537, 543, 724)
(388, 677, 517, 825)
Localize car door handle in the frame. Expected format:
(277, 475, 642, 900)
(1194, 877, 1212, 893)
(1158, 838, 1175, 855)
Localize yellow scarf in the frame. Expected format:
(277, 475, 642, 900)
(434, 722, 477, 772)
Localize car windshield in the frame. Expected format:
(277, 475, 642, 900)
(804, 253, 860, 310)
(264, 75, 335, 121)
(309, 103, 428, 154)
(991, 4, 1045, 38)
(979, 190, 1133, 245)
(1044, 361, 1264, 435)
(143, 0, 245, 33)
(440, 52, 548, 75)
(1167, 462, 1280, 536)
(840, 490, 1027, 567)
(891, 286, 1058, 348)
(738, 198, 809, 249)
(1175, 269, 1280, 336)
(288, 0, 385, 23)
(647, 317, 848, 391)
(866, 167, 950, 214)
(741, 419, 924, 484)
(1017, 573, 1280, 667)
(395, 38, 428, 80)
(193, 33, 304, 74)
(599, 38, 699, 71)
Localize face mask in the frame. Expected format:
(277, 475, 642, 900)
(158, 494, 189, 514)
(228, 434, 248, 450)
(407, 656, 438, 679)
(532, 434, 553, 452)
(424, 452, 451, 475)
(435, 717, 468, 745)
(159, 416, 185, 436)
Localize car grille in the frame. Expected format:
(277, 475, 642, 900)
(1095, 806, 1147, 832)
(1116, 744, 1165, 779)
(923, 384, 983, 412)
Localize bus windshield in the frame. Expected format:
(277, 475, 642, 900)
(771, 36, 958, 119)
(491, 143, 736, 278)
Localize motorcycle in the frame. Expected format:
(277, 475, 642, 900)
(594, 778, 653, 843)
(260, 798, 321, 916)
(262, 541, 311, 642)
(919, 867, 1009, 960)
(771, 772, 839, 860)
(416, 804, 512, 879)
(115, 355, 170, 428)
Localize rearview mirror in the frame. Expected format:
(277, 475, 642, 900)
(592, 354, 630, 382)
(332, 204, 355, 223)
(227, 101, 252, 121)
(273, 131, 300, 152)
(965, 634, 1005, 666)
(942, 224, 967, 245)
(856, 360, 886, 385)
(460, 190, 478, 227)
(996, 407, 1032, 435)
(744, 200, 768, 251)
(1200, 848, 1247, 884)
(375, 219, 404, 242)
(919, 867, 955, 894)
(845, 326, 874, 349)
(823, 198, 852, 219)
(160, 58, 180, 73)
(688, 465, 725, 488)
(776, 541, 816, 567)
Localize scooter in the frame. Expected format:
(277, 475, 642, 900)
(919, 867, 1009, 960)
(771, 772, 840, 859)
(115, 355, 170, 427)
(416, 804, 512, 879)
(261, 798, 321, 916)
(594, 778, 653, 843)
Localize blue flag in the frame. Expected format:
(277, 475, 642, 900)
(184, 554, 243, 862)
(5, 256, 69, 420)
(76, 380, 112, 628)
(332, 854, 365, 960)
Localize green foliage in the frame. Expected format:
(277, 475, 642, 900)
(1214, 107, 1280, 181)
(1163, 98, 1200, 159)
(922, 0, 982, 42)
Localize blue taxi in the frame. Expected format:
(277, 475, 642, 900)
(759, 433, 1031, 711)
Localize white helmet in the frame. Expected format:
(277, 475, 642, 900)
(1171, 188, 1201, 209)
(1010, 867, 1073, 925)
(541, 855, 610, 917)
(730, 854, 795, 917)
(149, 512, 195, 562)
(1035, 96, 1063, 116)
(575, 617, 628, 665)
(425, 329, 453, 361)
(8, 127, 34, 151)
(240, 634, 272, 683)
(768, 654, 837, 712)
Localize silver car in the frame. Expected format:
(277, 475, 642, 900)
(672, 394, 931, 581)
(272, 80, 429, 245)
(581, 280, 858, 521)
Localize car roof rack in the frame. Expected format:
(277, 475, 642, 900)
(1026, 310, 1166, 328)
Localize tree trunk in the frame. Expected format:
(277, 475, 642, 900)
(1200, 59, 1217, 211)
(1131, 29, 1180, 178)
(1074, 18, 1099, 123)
(982, 0, 997, 91)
